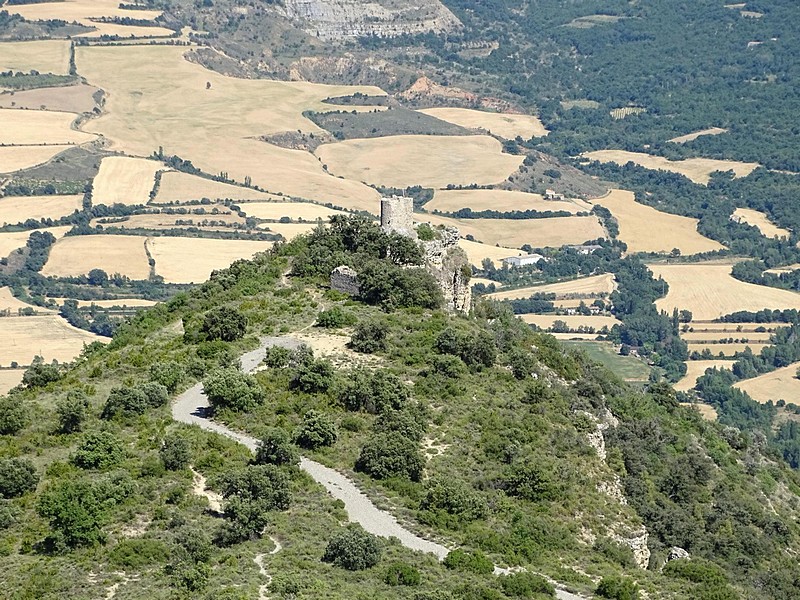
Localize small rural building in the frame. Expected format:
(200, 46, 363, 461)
(567, 244, 603, 255)
(543, 189, 565, 201)
(502, 253, 545, 268)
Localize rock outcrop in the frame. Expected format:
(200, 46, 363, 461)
(330, 265, 360, 296)
(610, 526, 651, 570)
(421, 226, 471, 313)
(280, 0, 461, 41)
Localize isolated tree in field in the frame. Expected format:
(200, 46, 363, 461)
(203, 368, 264, 412)
(322, 524, 382, 570)
(293, 410, 337, 449)
(87, 268, 109, 286)
(0, 457, 38, 498)
(255, 428, 299, 466)
(218, 465, 291, 543)
(201, 307, 247, 342)
(0, 396, 27, 434)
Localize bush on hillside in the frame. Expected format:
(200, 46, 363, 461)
(355, 432, 424, 481)
(0, 396, 27, 434)
(322, 524, 382, 570)
(293, 410, 337, 450)
(203, 368, 264, 412)
(55, 390, 89, 433)
(72, 432, 124, 470)
(201, 307, 246, 342)
(0, 457, 38, 498)
(256, 428, 299, 466)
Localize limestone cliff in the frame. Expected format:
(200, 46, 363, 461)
(280, 0, 461, 41)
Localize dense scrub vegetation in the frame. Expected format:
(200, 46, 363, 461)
(0, 220, 798, 598)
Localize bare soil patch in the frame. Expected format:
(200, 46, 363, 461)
(668, 127, 727, 144)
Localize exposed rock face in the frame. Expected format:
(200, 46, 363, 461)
(281, 0, 461, 41)
(666, 546, 690, 564)
(610, 526, 651, 570)
(330, 265, 360, 296)
(420, 226, 471, 313)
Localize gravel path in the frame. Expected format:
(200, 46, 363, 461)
(172, 336, 585, 599)
(172, 337, 450, 559)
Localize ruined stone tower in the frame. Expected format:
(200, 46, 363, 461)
(380, 196, 416, 238)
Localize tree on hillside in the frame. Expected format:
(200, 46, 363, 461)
(255, 428, 299, 466)
(203, 368, 264, 412)
(38, 480, 106, 549)
(218, 465, 291, 543)
(293, 410, 338, 449)
(0, 457, 38, 498)
(201, 307, 247, 342)
(322, 524, 382, 570)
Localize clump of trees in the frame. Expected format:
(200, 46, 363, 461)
(203, 368, 264, 412)
(217, 465, 291, 544)
(322, 524, 382, 570)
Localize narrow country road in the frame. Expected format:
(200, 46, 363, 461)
(171, 336, 586, 600)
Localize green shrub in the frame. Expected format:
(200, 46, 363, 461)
(349, 319, 388, 353)
(203, 368, 264, 412)
(55, 390, 89, 433)
(109, 538, 170, 568)
(384, 561, 421, 586)
(505, 462, 557, 502)
(218, 465, 291, 543)
(374, 406, 427, 441)
(101, 387, 148, 419)
(201, 307, 246, 342)
(22, 356, 61, 388)
(356, 432, 424, 481)
(72, 432, 124, 470)
(138, 382, 169, 407)
(263, 346, 292, 368)
(663, 558, 728, 585)
(290, 358, 335, 394)
(0, 458, 38, 498)
(0, 396, 27, 434)
(419, 478, 486, 524)
(443, 549, 494, 575)
(294, 410, 338, 449)
(255, 428, 299, 466)
(338, 369, 410, 414)
(160, 435, 191, 471)
(594, 537, 636, 568)
(315, 306, 357, 328)
(37, 480, 106, 549)
(596, 576, 639, 600)
(498, 572, 555, 598)
(322, 524, 382, 570)
(150, 361, 184, 393)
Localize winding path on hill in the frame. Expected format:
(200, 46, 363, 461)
(171, 336, 586, 600)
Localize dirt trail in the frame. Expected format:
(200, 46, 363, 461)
(171, 336, 585, 600)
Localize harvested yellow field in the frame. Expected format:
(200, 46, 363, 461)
(425, 189, 592, 214)
(551, 332, 601, 340)
(0, 226, 70, 258)
(674, 360, 733, 392)
(595, 189, 724, 254)
(649, 263, 800, 321)
(471, 277, 502, 288)
(75, 45, 385, 211)
(155, 172, 280, 204)
(734, 362, 800, 404)
(50, 297, 157, 308)
(92, 157, 163, 206)
(0, 287, 52, 314)
(519, 314, 621, 329)
(681, 330, 773, 342)
(689, 321, 787, 333)
(42, 234, 151, 280)
(147, 237, 274, 284)
(668, 127, 728, 144)
(731, 208, 790, 239)
(0, 84, 99, 113)
(687, 342, 769, 356)
(679, 402, 718, 421)
(582, 150, 759, 185)
(258, 222, 319, 241)
(0, 40, 70, 74)
(0, 315, 108, 365)
(92, 212, 245, 230)
(0, 109, 95, 145)
(241, 202, 347, 221)
(417, 107, 549, 139)
(421, 213, 606, 248)
(0, 369, 24, 395)
(458, 239, 521, 268)
(315, 135, 524, 188)
(6, 0, 173, 39)
(0, 145, 70, 173)
(488, 274, 617, 301)
(0, 195, 82, 225)
(765, 264, 800, 275)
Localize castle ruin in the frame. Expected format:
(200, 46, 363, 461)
(330, 196, 472, 313)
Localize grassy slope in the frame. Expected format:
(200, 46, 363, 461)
(0, 239, 799, 599)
